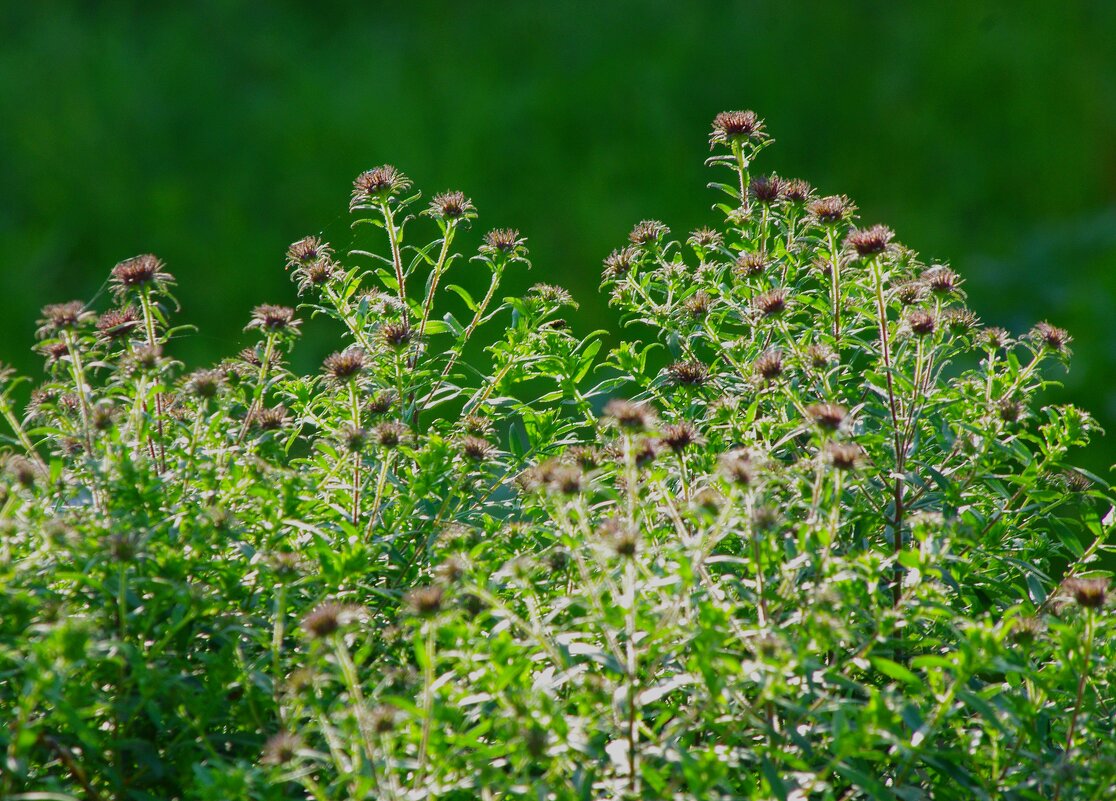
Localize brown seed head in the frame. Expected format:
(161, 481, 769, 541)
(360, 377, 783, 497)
(924, 266, 962, 296)
(367, 390, 396, 416)
(749, 174, 782, 204)
(1062, 577, 1109, 609)
(602, 246, 640, 279)
(301, 603, 347, 639)
(754, 288, 789, 318)
(734, 252, 769, 277)
(603, 399, 656, 431)
(826, 441, 863, 471)
(894, 281, 927, 306)
(709, 110, 766, 147)
(629, 219, 669, 246)
(1029, 321, 1071, 352)
(688, 227, 723, 251)
(251, 405, 289, 431)
(481, 228, 527, 256)
(262, 732, 303, 766)
(428, 190, 475, 221)
(110, 254, 173, 296)
(248, 304, 300, 334)
(380, 322, 412, 349)
(982, 327, 1012, 350)
(683, 290, 713, 318)
(807, 195, 854, 225)
(38, 301, 90, 335)
(807, 403, 848, 431)
(406, 585, 444, 617)
(660, 422, 703, 453)
(96, 307, 142, 341)
(351, 165, 411, 205)
(666, 360, 711, 386)
(780, 178, 813, 204)
(719, 450, 755, 486)
(374, 421, 410, 448)
(461, 435, 494, 461)
(845, 225, 895, 257)
(907, 310, 937, 337)
(753, 349, 784, 381)
(286, 236, 332, 268)
(322, 348, 367, 381)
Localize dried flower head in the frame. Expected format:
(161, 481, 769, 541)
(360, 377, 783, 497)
(894, 281, 927, 306)
(826, 442, 864, 471)
(1010, 616, 1044, 645)
(734, 252, 769, 278)
(322, 348, 366, 382)
(427, 191, 475, 221)
(666, 360, 711, 386)
(996, 397, 1024, 423)
(38, 301, 92, 336)
(374, 421, 410, 448)
(683, 290, 713, 317)
(262, 732, 302, 766)
(754, 288, 789, 318)
(807, 403, 848, 432)
(942, 308, 979, 334)
(806, 343, 837, 369)
(247, 305, 300, 334)
(461, 435, 494, 462)
(481, 228, 527, 257)
(719, 450, 756, 486)
(6, 455, 42, 488)
(688, 227, 723, 251)
(339, 423, 369, 454)
(982, 327, 1012, 350)
(351, 165, 411, 206)
(406, 585, 444, 617)
(906, 310, 937, 337)
(530, 283, 576, 307)
(749, 174, 782, 204)
(660, 422, 703, 453)
(367, 391, 396, 416)
(780, 178, 813, 204)
(380, 322, 413, 349)
(709, 110, 766, 147)
(753, 350, 784, 381)
(1062, 577, 1109, 609)
(924, 266, 962, 296)
(845, 225, 895, 257)
(301, 603, 350, 639)
(609, 527, 639, 558)
(629, 220, 669, 246)
(286, 235, 331, 268)
(37, 341, 69, 362)
(251, 405, 289, 431)
(603, 399, 656, 431)
(1029, 321, 1071, 353)
(110, 254, 174, 297)
(96, 307, 142, 341)
(602, 246, 640, 279)
(370, 706, 397, 733)
(808, 195, 855, 225)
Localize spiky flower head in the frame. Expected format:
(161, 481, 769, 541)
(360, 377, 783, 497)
(807, 403, 848, 432)
(380, 322, 413, 349)
(602, 246, 640, 280)
(109, 254, 174, 297)
(753, 349, 784, 381)
(37, 301, 92, 337)
(247, 305, 300, 334)
(286, 236, 332, 268)
(734, 252, 769, 277)
(602, 399, 656, 432)
(262, 732, 303, 766)
(719, 450, 756, 486)
(367, 390, 396, 416)
(322, 348, 366, 382)
(96, 307, 143, 342)
(251, 405, 289, 431)
(427, 191, 476, 222)
(906, 310, 937, 337)
(351, 165, 411, 207)
(666, 360, 711, 386)
(845, 225, 895, 258)
(709, 110, 766, 148)
(688, 227, 723, 251)
(825, 441, 864, 471)
(461, 435, 495, 462)
(660, 422, 703, 453)
(481, 228, 527, 258)
(807, 195, 855, 226)
(754, 288, 789, 318)
(301, 602, 351, 639)
(406, 585, 444, 617)
(924, 265, 963, 296)
(1029, 321, 1071, 353)
(780, 178, 813, 204)
(374, 421, 410, 448)
(749, 174, 782, 205)
(683, 290, 713, 318)
(1062, 577, 1109, 609)
(629, 219, 669, 246)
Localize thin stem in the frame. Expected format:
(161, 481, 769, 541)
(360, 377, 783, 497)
(415, 621, 436, 785)
(380, 201, 409, 325)
(1053, 611, 1094, 801)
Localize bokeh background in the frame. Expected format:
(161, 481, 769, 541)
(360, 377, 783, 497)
(3, 2, 1115, 472)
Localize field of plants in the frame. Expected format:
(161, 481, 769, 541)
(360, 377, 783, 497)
(1, 112, 1113, 799)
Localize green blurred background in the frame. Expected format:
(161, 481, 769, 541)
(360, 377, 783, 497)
(2, 2, 1114, 472)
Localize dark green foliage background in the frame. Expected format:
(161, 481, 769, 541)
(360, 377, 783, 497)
(2, 1, 1114, 470)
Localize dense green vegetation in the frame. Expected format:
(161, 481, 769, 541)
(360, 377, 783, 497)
(1, 112, 1113, 798)
(2, 3, 1114, 476)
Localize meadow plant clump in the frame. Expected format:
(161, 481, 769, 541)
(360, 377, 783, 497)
(1, 111, 1114, 799)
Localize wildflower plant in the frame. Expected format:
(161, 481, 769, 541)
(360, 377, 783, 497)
(1, 112, 1113, 800)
